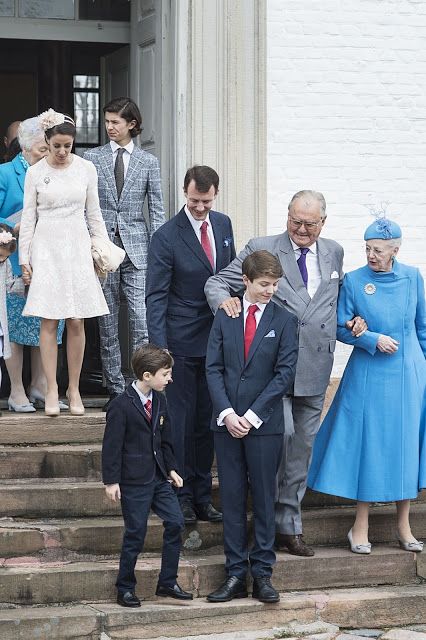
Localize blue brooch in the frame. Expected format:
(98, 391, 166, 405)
(223, 237, 233, 248)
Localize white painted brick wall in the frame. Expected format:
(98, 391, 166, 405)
(266, 0, 426, 376)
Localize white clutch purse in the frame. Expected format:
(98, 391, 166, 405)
(91, 235, 125, 278)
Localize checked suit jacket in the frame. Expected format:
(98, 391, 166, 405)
(84, 144, 165, 269)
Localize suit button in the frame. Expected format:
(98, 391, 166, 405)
(283, 299, 288, 305)
(154, 451, 157, 455)
(330, 302, 334, 306)
(321, 323, 325, 328)
(300, 322, 305, 327)
(240, 376, 245, 381)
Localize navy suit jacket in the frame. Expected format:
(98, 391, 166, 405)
(206, 301, 299, 435)
(102, 385, 177, 485)
(146, 207, 235, 357)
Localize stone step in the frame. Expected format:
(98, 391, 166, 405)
(1, 584, 426, 640)
(0, 516, 224, 558)
(3, 502, 426, 559)
(0, 546, 418, 606)
(0, 444, 102, 479)
(0, 411, 105, 445)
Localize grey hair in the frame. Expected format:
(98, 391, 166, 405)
(388, 237, 402, 248)
(288, 190, 327, 218)
(17, 117, 45, 151)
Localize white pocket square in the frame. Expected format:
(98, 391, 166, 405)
(264, 330, 276, 338)
(330, 271, 339, 279)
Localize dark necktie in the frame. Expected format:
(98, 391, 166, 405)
(114, 148, 125, 199)
(244, 304, 258, 360)
(200, 220, 214, 269)
(144, 399, 152, 422)
(297, 248, 309, 288)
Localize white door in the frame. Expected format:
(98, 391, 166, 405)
(100, 45, 130, 144)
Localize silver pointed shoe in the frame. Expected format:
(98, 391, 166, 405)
(348, 528, 371, 554)
(398, 537, 424, 553)
(29, 389, 68, 411)
(8, 399, 36, 413)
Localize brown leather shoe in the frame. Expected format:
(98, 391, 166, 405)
(275, 533, 315, 557)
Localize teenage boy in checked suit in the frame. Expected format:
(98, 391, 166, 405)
(206, 251, 298, 604)
(102, 344, 192, 607)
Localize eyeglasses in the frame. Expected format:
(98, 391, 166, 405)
(288, 216, 324, 230)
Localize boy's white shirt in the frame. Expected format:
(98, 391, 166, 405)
(217, 295, 268, 430)
(132, 380, 152, 406)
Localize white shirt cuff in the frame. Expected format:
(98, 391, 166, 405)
(217, 408, 234, 426)
(244, 409, 263, 429)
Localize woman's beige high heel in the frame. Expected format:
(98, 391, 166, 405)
(66, 390, 85, 416)
(44, 390, 60, 417)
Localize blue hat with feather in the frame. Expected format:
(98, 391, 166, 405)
(364, 211, 402, 241)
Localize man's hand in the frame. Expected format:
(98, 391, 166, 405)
(219, 297, 242, 318)
(224, 413, 251, 438)
(377, 334, 399, 354)
(239, 416, 253, 431)
(346, 315, 367, 337)
(105, 483, 121, 502)
(21, 264, 32, 286)
(169, 470, 183, 488)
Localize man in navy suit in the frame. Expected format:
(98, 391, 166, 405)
(205, 251, 298, 603)
(146, 166, 235, 523)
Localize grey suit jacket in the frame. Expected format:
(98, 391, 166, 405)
(204, 231, 344, 396)
(84, 144, 165, 269)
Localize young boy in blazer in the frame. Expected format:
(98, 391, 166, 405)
(205, 251, 298, 603)
(102, 344, 192, 607)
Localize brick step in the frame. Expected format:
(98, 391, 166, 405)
(1, 584, 426, 640)
(0, 444, 102, 479)
(0, 411, 106, 445)
(0, 546, 418, 606)
(3, 502, 426, 559)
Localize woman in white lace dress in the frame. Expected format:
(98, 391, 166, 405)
(19, 109, 110, 417)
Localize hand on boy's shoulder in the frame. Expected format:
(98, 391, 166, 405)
(219, 297, 241, 318)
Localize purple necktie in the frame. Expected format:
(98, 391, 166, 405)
(297, 248, 309, 288)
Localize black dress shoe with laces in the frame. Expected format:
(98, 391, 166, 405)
(103, 393, 120, 412)
(155, 583, 193, 600)
(195, 502, 223, 522)
(116, 591, 141, 607)
(207, 576, 248, 602)
(180, 501, 197, 524)
(252, 576, 280, 603)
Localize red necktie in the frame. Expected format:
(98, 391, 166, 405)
(144, 399, 152, 421)
(200, 221, 214, 269)
(244, 304, 258, 360)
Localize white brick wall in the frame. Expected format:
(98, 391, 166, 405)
(266, 0, 426, 376)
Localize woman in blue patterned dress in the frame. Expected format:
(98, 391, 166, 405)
(0, 117, 65, 412)
(308, 218, 426, 554)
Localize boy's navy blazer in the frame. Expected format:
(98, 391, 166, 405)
(206, 301, 299, 435)
(146, 207, 235, 356)
(102, 385, 177, 485)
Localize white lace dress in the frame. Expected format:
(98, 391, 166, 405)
(19, 155, 110, 319)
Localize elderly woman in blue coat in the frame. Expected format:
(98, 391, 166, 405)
(308, 217, 426, 554)
(0, 117, 65, 411)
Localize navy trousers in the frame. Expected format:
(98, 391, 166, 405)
(165, 355, 214, 506)
(116, 473, 184, 593)
(214, 431, 283, 580)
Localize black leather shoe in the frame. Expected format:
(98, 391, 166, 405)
(195, 503, 223, 522)
(181, 501, 197, 524)
(116, 591, 141, 607)
(103, 393, 120, 412)
(252, 576, 280, 603)
(275, 533, 314, 557)
(207, 576, 248, 602)
(155, 583, 193, 600)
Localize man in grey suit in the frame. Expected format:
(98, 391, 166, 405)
(84, 97, 165, 409)
(205, 190, 365, 556)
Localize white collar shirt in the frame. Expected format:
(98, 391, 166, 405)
(184, 206, 217, 268)
(110, 139, 134, 178)
(243, 295, 267, 330)
(290, 238, 321, 298)
(132, 380, 152, 409)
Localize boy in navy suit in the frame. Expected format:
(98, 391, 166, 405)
(102, 344, 192, 607)
(206, 251, 298, 603)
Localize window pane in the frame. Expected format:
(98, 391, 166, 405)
(74, 75, 99, 89)
(74, 92, 99, 144)
(19, 0, 75, 19)
(79, 0, 130, 21)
